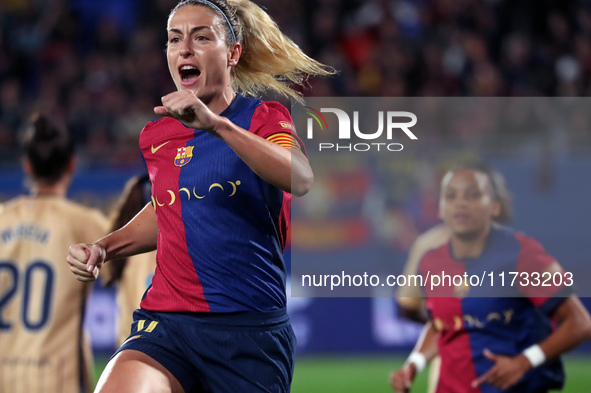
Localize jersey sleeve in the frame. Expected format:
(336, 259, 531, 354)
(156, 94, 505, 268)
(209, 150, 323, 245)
(250, 101, 307, 156)
(515, 234, 572, 313)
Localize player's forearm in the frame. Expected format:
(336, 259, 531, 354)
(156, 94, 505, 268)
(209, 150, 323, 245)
(537, 296, 591, 361)
(414, 322, 438, 362)
(94, 203, 158, 261)
(214, 117, 314, 196)
(403, 322, 438, 378)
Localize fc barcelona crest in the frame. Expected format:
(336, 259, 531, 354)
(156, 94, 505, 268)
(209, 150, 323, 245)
(174, 146, 194, 167)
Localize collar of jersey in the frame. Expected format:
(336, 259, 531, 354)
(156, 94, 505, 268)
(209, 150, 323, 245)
(219, 92, 246, 118)
(448, 224, 499, 263)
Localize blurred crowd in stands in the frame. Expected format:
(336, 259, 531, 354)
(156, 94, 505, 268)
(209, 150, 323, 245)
(1, 0, 591, 166)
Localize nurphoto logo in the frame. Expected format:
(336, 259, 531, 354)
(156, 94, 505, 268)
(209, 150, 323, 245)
(303, 105, 418, 152)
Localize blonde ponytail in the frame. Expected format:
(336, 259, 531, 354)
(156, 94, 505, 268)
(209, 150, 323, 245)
(228, 0, 335, 102)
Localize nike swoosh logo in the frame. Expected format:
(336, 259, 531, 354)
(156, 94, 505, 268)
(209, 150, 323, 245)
(151, 141, 170, 154)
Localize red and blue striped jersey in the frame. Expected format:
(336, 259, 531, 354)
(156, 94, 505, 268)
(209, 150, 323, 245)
(139, 93, 302, 313)
(420, 225, 568, 393)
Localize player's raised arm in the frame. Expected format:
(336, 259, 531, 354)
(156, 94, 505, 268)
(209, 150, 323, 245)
(67, 203, 158, 282)
(214, 114, 313, 196)
(155, 89, 313, 197)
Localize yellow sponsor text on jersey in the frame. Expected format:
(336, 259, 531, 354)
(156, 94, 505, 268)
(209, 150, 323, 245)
(433, 308, 515, 331)
(152, 180, 243, 210)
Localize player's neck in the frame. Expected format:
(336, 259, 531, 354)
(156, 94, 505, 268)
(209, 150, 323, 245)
(203, 87, 237, 115)
(450, 226, 491, 260)
(30, 178, 69, 198)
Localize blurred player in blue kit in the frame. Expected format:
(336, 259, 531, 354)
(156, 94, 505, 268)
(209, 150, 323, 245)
(396, 167, 514, 393)
(66, 0, 333, 392)
(0, 113, 109, 393)
(391, 163, 591, 393)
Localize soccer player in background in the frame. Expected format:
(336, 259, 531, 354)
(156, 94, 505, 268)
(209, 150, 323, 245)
(390, 164, 591, 393)
(396, 166, 514, 393)
(0, 113, 109, 393)
(66, 0, 334, 392)
(101, 174, 157, 346)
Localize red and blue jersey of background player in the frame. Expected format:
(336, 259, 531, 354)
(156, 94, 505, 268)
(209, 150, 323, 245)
(420, 225, 570, 393)
(138, 93, 304, 313)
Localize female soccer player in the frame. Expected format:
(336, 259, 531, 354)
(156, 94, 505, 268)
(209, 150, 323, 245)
(0, 113, 109, 393)
(66, 1, 333, 392)
(396, 166, 513, 393)
(101, 174, 157, 346)
(397, 166, 514, 322)
(390, 164, 591, 393)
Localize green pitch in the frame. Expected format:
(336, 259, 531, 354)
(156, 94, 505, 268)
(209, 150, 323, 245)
(94, 354, 591, 392)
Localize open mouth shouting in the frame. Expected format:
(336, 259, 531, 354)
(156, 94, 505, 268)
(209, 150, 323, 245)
(179, 64, 201, 87)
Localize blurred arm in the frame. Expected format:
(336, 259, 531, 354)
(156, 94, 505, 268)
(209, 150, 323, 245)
(390, 322, 438, 392)
(538, 295, 591, 361)
(412, 321, 438, 362)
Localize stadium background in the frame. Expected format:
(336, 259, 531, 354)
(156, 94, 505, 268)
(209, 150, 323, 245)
(2, 0, 591, 391)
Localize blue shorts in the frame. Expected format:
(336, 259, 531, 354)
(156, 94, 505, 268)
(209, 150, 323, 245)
(114, 308, 296, 393)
